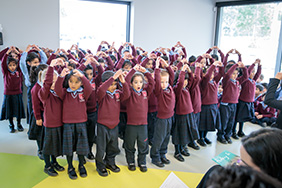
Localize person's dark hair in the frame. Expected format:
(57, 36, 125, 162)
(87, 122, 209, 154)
(225, 63, 239, 73)
(173, 60, 179, 66)
(259, 74, 264, 81)
(84, 64, 93, 79)
(173, 70, 189, 86)
(102, 70, 115, 82)
(63, 69, 83, 88)
(109, 54, 117, 63)
(29, 64, 48, 84)
(147, 68, 154, 74)
(122, 60, 132, 68)
(241, 128, 282, 182)
(203, 66, 210, 74)
(227, 60, 236, 65)
(131, 72, 145, 85)
(98, 58, 105, 64)
(161, 56, 168, 61)
(211, 54, 219, 61)
(67, 61, 76, 69)
(188, 55, 196, 63)
(261, 82, 268, 90)
(57, 54, 68, 61)
(26, 52, 40, 64)
(206, 164, 282, 188)
(256, 84, 264, 92)
(7, 57, 18, 66)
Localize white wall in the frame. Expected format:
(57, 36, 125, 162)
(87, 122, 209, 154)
(0, 0, 216, 109)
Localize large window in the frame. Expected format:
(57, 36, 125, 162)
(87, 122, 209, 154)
(60, 0, 130, 50)
(215, 1, 282, 81)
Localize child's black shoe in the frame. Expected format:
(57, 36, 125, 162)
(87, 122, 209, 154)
(152, 161, 164, 168)
(174, 153, 184, 162)
(78, 165, 87, 178)
(139, 164, 147, 172)
(188, 141, 200, 150)
(197, 138, 207, 147)
(44, 166, 58, 177)
(237, 131, 245, 137)
(97, 168, 108, 177)
(106, 164, 120, 173)
(128, 163, 136, 171)
(9, 125, 15, 133)
(180, 149, 190, 157)
(17, 124, 24, 132)
(51, 162, 65, 171)
(87, 152, 95, 160)
(161, 157, 170, 164)
(68, 168, 77, 180)
(231, 132, 239, 140)
(38, 151, 44, 160)
(204, 138, 212, 145)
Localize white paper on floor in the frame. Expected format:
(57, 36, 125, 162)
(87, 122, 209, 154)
(160, 172, 189, 188)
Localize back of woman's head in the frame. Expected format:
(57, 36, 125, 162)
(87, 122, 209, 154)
(29, 64, 48, 84)
(206, 165, 282, 188)
(241, 128, 282, 182)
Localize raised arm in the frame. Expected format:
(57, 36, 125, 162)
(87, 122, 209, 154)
(253, 59, 262, 82)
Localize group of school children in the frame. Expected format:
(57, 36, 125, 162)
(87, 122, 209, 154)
(0, 41, 276, 180)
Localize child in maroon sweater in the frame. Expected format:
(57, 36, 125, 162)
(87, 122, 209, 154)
(199, 61, 224, 146)
(55, 65, 93, 180)
(78, 56, 104, 160)
(38, 59, 65, 177)
(124, 64, 155, 172)
(217, 61, 248, 144)
(0, 47, 25, 133)
(253, 94, 277, 127)
(95, 69, 130, 177)
(232, 59, 261, 138)
(150, 57, 175, 168)
(172, 64, 198, 162)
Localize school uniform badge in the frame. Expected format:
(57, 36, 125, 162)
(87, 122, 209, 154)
(78, 93, 85, 102)
(142, 91, 147, 99)
(115, 92, 120, 102)
(91, 83, 96, 90)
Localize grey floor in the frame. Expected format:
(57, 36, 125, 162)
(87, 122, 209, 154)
(0, 119, 261, 174)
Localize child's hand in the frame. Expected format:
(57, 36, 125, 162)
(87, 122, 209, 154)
(214, 61, 223, 67)
(25, 45, 32, 52)
(32, 45, 41, 52)
(69, 59, 78, 65)
(119, 72, 126, 83)
(139, 66, 147, 73)
(61, 49, 69, 55)
(160, 58, 169, 67)
(257, 115, 263, 119)
(155, 57, 161, 68)
(113, 69, 123, 80)
(254, 112, 259, 116)
(60, 68, 70, 77)
(73, 69, 84, 77)
(54, 48, 60, 55)
(36, 119, 43, 126)
(133, 64, 140, 71)
(50, 59, 60, 67)
(237, 61, 244, 68)
(195, 62, 202, 68)
(227, 49, 234, 54)
(6, 46, 14, 55)
(149, 53, 157, 59)
(255, 58, 261, 65)
(182, 64, 189, 72)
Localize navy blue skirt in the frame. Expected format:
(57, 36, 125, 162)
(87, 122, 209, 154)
(27, 112, 43, 141)
(172, 113, 199, 145)
(42, 126, 63, 157)
(0, 94, 26, 120)
(236, 100, 254, 123)
(62, 123, 89, 156)
(199, 104, 218, 131)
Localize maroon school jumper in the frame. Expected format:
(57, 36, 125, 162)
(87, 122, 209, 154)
(1, 53, 23, 95)
(190, 66, 202, 114)
(97, 77, 130, 129)
(256, 102, 276, 118)
(31, 83, 44, 121)
(239, 63, 262, 103)
(54, 75, 92, 124)
(78, 63, 104, 113)
(38, 66, 63, 128)
(201, 64, 224, 105)
(174, 71, 193, 115)
(125, 69, 155, 125)
(154, 67, 175, 119)
(221, 64, 248, 104)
